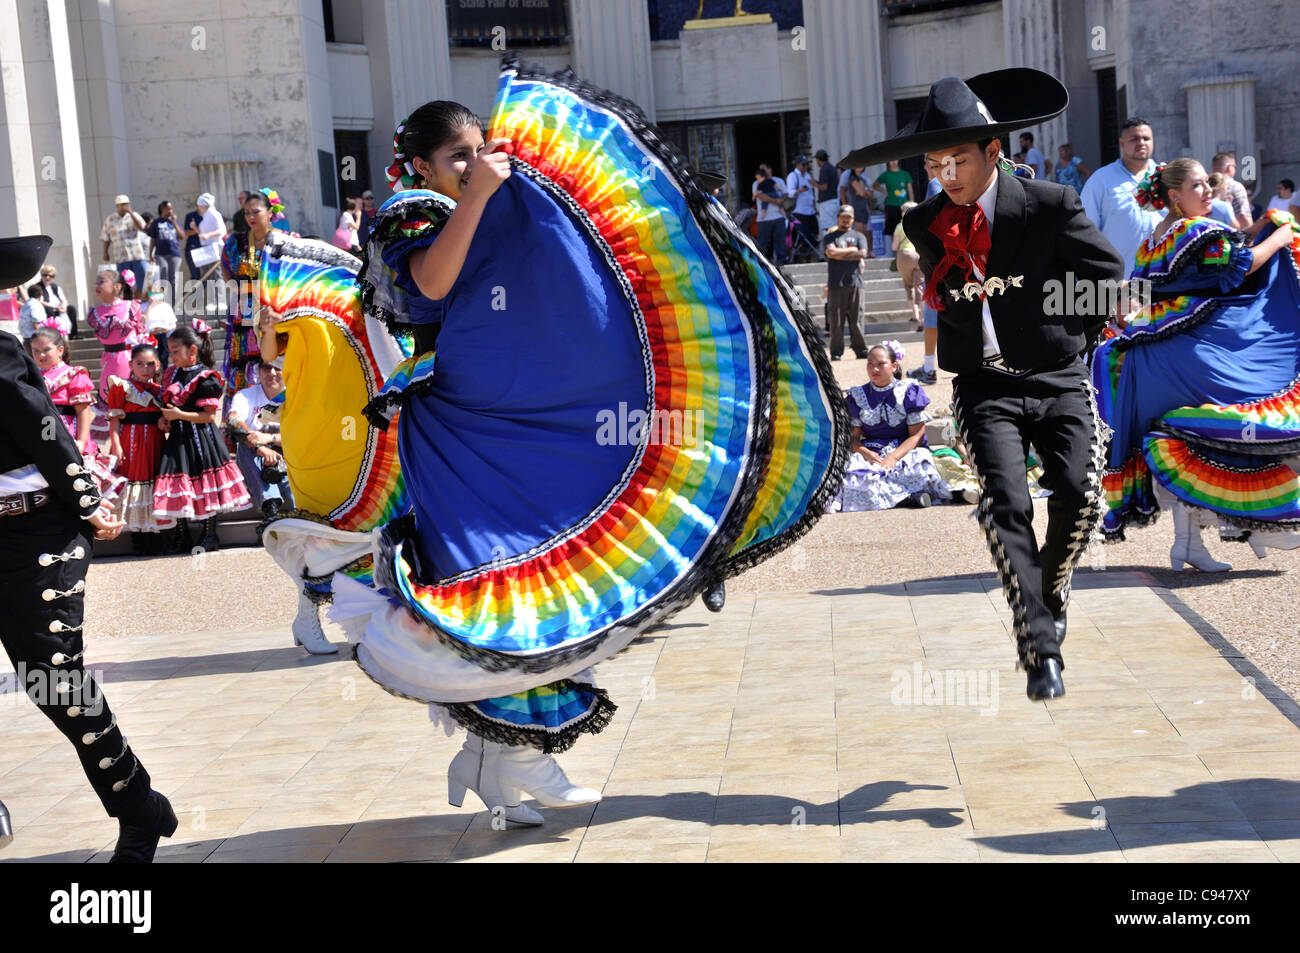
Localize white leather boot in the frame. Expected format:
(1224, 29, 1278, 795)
(447, 733, 543, 826)
(495, 744, 602, 809)
(292, 591, 339, 655)
(1170, 503, 1231, 572)
(1249, 530, 1300, 558)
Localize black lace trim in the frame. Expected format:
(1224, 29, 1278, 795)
(361, 366, 438, 432)
(355, 192, 455, 340)
(1138, 221, 1241, 285)
(443, 681, 617, 754)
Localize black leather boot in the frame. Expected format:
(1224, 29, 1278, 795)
(702, 581, 726, 613)
(170, 518, 192, 554)
(1054, 612, 1066, 646)
(109, 791, 178, 863)
(198, 516, 219, 552)
(1025, 658, 1065, 701)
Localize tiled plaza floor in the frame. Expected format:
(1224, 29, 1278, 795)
(2, 571, 1298, 862)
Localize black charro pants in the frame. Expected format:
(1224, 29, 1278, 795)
(0, 506, 151, 818)
(951, 358, 1105, 669)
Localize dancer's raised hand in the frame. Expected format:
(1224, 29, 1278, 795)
(463, 138, 513, 203)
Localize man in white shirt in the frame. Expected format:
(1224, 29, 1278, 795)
(1079, 118, 1164, 271)
(225, 360, 294, 516)
(751, 164, 788, 264)
(785, 155, 818, 261)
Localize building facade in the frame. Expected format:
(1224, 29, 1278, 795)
(1, 0, 1295, 316)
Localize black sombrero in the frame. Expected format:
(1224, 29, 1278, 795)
(693, 169, 728, 192)
(839, 68, 1068, 168)
(0, 235, 53, 289)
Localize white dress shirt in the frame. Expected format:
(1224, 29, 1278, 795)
(1079, 158, 1163, 275)
(970, 174, 1001, 356)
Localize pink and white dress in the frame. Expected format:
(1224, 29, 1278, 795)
(41, 360, 126, 504)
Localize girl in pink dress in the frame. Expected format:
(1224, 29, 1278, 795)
(29, 326, 125, 504)
(86, 269, 147, 441)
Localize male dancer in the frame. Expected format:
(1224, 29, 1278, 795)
(0, 235, 176, 860)
(842, 70, 1124, 699)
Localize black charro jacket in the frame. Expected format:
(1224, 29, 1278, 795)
(0, 331, 102, 518)
(903, 170, 1125, 375)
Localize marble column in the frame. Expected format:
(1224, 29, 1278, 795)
(803, 0, 887, 168)
(365, 0, 452, 199)
(569, 0, 655, 121)
(191, 156, 266, 221)
(1002, 0, 1068, 174)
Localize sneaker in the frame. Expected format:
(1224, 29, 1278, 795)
(906, 366, 937, 384)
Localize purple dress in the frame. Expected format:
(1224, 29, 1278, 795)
(828, 379, 952, 511)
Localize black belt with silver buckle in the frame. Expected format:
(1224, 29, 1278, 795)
(0, 491, 49, 518)
(979, 353, 1030, 377)
(102, 342, 130, 353)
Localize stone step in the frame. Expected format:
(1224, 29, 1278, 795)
(92, 511, 263, 557)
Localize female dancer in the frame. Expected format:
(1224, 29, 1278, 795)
(30, 327, 124, 504)
(220, 189, 293, 400)
(152, 323, 251, 551)
(259, 63, 846, 825)
(86, 269, 147, 441)
(106, 343, 171, 554)
(1093, 158, 1300, 565)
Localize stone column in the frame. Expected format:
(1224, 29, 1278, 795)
(191, 156, 266, 221)
(365, 0, 452, 199)
(569, 0, 655, 120)
(1001, 0, 1068, 172)
(803, 0, 887, 167)
(1184, 74, 1259, 191)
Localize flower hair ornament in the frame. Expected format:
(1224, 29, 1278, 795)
(386, 116, 419, 189)
(119, 269, 136, 288)
(878, 339, 907, 363)
(259, 187, 286, 222)
(190, 318, 212, 336)
(1135, 162, 1168, 210)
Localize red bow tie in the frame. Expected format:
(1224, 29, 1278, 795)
(925, 202, 991, 311)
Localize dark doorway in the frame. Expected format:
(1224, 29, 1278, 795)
(333, 130, 372, 211)
(1098, 68, 1119, 165)
(735, 113, 784, 208)
(894, 96, 929, 201)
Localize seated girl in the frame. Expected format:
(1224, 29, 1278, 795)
(828, 341, 953, 511)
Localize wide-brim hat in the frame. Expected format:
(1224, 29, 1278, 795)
(839, 68, 1068, 168)
(693, 169, 728, 192)
(0, 235, 53, 289)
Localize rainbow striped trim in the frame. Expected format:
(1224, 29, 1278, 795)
(372, 61, 843, 665)
(260, 237, 407, 532)
(1144, 436, 1300, 524)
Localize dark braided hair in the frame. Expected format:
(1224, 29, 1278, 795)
(387, 101, 482, 190)
(168, 324, 214, 368)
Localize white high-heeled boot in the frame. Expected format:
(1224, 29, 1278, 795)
(1170, 502, 1231, 572)
(1249, 529, 1300, 558)
(292, 591, 339, 654)
(494, 744, 602, 809)
(447, 733, 544, 825)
